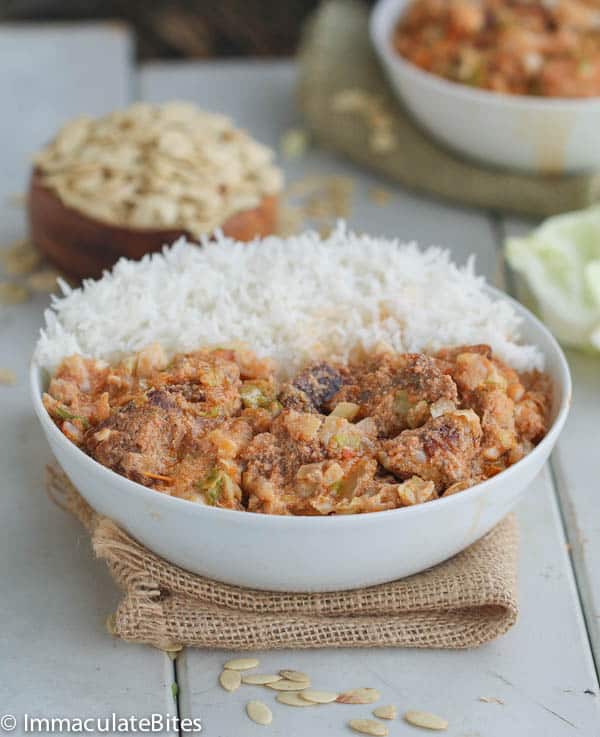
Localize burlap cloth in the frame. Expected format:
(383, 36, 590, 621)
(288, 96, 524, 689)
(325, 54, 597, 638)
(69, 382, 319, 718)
(298, 0, 600, 217)
(47, 464, 519, 650)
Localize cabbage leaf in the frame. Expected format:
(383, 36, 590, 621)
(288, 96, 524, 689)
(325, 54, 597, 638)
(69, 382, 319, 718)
(505, 207, 600, 352)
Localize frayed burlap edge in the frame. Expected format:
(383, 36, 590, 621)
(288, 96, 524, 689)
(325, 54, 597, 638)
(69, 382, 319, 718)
(47, 464, 519, 651)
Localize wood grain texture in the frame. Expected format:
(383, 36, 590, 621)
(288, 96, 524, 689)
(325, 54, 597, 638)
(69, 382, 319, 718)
(29, 170, 278, 278)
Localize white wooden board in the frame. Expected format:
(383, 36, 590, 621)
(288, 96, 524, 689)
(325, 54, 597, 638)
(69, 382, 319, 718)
(0, 24, 175, 730)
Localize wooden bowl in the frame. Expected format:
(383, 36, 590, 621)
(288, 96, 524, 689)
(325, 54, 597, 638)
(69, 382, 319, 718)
(28, 169, 279, 280)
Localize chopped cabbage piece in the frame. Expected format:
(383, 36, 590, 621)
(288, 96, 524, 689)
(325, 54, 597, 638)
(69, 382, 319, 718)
(505, 207, 600, 352)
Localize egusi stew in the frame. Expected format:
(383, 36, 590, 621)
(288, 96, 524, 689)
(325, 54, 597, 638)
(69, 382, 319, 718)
(43, 342, 551, 515)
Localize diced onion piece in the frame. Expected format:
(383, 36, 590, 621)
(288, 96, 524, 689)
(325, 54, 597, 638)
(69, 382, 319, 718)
(330, 402, 360, 420)
(430, 398, 455, 419)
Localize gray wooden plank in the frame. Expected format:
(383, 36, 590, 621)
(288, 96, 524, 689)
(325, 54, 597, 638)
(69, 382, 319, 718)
(141, 60, 599, 733)
(502, 216, 600, 667)
(176, 470, 600, 737)
(0, 24, 175, 727)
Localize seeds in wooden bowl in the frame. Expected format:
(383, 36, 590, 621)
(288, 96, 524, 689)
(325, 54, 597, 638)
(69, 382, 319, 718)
(267, 679, 309, 691)
(33, 103, 283, 240)
(348, 718, 388, 736)
(373, 705, 397, 720)
(403, 710, 448, 731)
(242, 674, 282, 685)
(224, 657, 260, 671)
(246, 700, 272, 726)
(276, 692, 316, 707)
(279, 669, 310, 683)
(300, 689, 338, 704)
(337, 688, 380, 704)
(219, 669, 242, 692)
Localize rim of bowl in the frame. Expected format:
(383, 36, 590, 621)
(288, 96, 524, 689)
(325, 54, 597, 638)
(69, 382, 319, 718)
(30, 284, 572, 528)
(370, 0, 600, 110)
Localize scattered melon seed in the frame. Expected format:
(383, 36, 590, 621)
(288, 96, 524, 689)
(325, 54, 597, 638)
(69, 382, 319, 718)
(267, 679, 309, 691)
(224, 657, 260, 671)
(368, 188, 392, 207)
(162, 643, 182, 661)
(479, 696, 504, 705)
(246, 700, 272, 726)
(242, 674, 282, 685)
(337, 688, 380, 704)
(219, 669, 242, 692)
(0, 282, 29, 305)
(27, 269, 61, 293)
(369, 129, 397, 154)
(280, 128, 309, 159)
(300, 689, 338, 704)
(0, 369, 16, 386)
(279, 670, 310, 683)
(404, 711, 448, 731)
(1, 239, 41, 275)
(276, 692, 316, 707)
(105, 613, 116, 635)
(348, 718, 388, 736)
(373, 705, 397, 720)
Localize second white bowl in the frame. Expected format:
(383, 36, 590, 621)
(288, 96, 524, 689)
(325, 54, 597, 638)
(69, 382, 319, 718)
(371, 0, 600, 174)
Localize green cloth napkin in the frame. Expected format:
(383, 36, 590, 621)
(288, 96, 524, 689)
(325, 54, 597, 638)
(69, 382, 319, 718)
(297, 0, 600, 217)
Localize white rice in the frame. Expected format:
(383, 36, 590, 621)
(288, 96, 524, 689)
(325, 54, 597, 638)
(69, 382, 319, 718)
(35, 223, 543, 375)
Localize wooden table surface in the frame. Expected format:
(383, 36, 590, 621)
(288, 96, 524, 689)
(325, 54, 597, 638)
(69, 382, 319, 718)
(1, 23, 599, 737)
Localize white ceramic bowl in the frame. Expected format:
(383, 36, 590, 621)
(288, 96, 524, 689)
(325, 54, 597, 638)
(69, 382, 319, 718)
(31, 287, 570, 592)
(371, 0, 600, 173)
